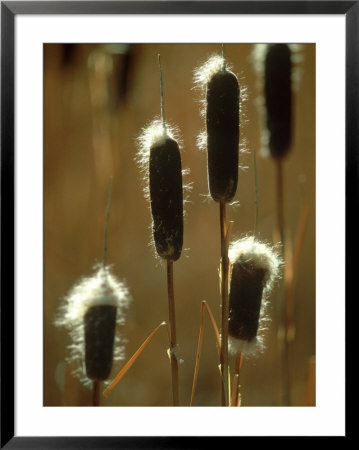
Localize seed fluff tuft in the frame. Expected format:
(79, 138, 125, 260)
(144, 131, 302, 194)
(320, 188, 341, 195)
(194, 54, 231, 90)
(228, 236, 282, 357)
(193, 53, 248, 203)
(136, 119, 184, 200)
(55, 265, 131, 387)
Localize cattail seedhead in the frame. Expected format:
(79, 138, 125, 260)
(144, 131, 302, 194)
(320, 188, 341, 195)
(228, 236, 281, 355)
(55, 265, 131, 386)
(137, 120, 184, 262)
(264, 44, 292, 159)
(150, 135, 183, 261)
(84, 304, 117, 380)
(194, 55, 240, 203)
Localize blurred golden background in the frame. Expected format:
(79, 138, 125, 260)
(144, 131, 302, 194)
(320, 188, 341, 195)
(44, 43, 315, 407)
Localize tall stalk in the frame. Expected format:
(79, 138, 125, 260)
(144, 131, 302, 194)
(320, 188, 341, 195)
(137, 54, 184, 405)
(276, 160, 291, 406)
(263, 43, 293, 405)
(219, 201, 230, 405)
(92, 380, 100, 407)
(194, 47, 240, 405)
(167, 260, 180, 405)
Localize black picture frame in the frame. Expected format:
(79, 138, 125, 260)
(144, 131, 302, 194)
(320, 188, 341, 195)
(1, 1, 354, 447)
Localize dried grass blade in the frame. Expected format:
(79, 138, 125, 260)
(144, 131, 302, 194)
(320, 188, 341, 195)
(103, 321, 166, 397)
(190, 301, 221, 406)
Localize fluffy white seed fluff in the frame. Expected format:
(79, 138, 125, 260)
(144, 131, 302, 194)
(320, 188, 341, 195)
(193, 53, 248, 122)
(228, 236, 282, 357)
(136, 118, 184, 200)
(55, 265, 131, 387)
(194, 54, 229, 89)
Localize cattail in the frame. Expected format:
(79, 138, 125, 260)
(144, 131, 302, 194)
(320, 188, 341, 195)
(56, 179, 131, 390)
(228, 236, 281, 355)
(137, 120, 184, 262)
(194, 50, 241, 406)
(252, 43, 303, 160)
(194, 54, 240, 202)
(252, 43, 302, 405)
(55, 265, 131, 386)
(137, 56, 184, 262)
(137, 55, 185, 406)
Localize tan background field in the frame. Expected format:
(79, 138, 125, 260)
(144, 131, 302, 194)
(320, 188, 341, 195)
(44, 43, 315, 407)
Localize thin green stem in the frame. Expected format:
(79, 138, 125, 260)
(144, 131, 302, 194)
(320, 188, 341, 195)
(222, 43, 226, 70)
(158, 54, 166, 131)
(102, 176, 113, 269)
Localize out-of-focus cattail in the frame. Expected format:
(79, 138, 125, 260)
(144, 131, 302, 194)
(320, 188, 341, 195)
(252, 43, 302, 405)
(252, 43, 303, 160)
(228, 236, 281, 355)
(194, 54, 240, 202)
(55, 265, 131, 386)
(264, 44, 292, 159)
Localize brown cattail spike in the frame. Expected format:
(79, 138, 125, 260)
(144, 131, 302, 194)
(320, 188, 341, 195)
(55, 262, 130, 388)
(149, 136, 183, 261)
(84, 304, 117, 380)
(264, 44, 292, 159)
(228, 237, 281, 355)
(206, 68, 240, 202)
(229, 261, 267, 342)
